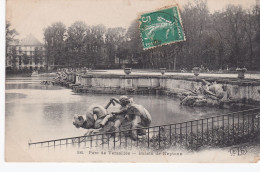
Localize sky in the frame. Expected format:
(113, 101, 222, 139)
(6, 0, 258, 42)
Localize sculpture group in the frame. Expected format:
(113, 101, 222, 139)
(73, 96, 152, 140)
(179, 79, 229, 107)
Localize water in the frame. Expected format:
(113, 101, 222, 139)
(5, 76, 234, 148)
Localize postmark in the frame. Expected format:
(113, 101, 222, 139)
(139, 6, 186, 49)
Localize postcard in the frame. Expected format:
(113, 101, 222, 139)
(5, 0, 260, 162)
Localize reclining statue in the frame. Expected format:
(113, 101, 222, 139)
(179, 79, 229, 107)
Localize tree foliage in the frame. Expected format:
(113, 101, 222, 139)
(125, 1, 260, 70)
(6, 21, 18, 46)
(43, 1, 260, 70)
(43, 22, 67, 67)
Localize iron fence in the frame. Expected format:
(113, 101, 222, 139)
(29, 107, 260, 150)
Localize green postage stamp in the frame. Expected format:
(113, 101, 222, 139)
(139, 6, 185, 49)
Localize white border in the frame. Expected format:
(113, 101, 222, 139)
(0, 0, 259, 171)
(0, 0, 6, 166)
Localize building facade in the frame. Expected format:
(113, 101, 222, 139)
(6, 34, 47, 70)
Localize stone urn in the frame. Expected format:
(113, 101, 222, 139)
(124, 68, 132, 75)
(236, 68, 247, 79)
(160, 68, 166, 75)
(82, 67, 87, 74)
(192, 67, 200, 77)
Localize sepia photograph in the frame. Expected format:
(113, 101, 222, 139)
(4, 0, 260, 163)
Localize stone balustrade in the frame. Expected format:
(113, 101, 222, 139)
(66, 73, 260, 104)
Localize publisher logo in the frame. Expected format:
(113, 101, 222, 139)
(230, 147, 247, 156)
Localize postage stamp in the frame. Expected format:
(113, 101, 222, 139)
(139, 6, 185, 49)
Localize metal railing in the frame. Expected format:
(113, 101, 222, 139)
(29, 107, 260, 150)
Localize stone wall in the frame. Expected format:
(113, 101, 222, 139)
(68, 73, 260, 103)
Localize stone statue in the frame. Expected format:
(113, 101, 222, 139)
(72, 96, 152, 139)
(179, 79, 229, 107)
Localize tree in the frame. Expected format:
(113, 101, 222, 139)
(40, 1, 260, 71)
(125, 20, 145, 68)
(6, 21, 18, 68)
(86, 24, 106, 67)
(181, 0, 210, 68)
(6, 21, 18, 47)
(253, 5, 260, 70)
(67, 21, 89, 67)
(105, 27, 126, 66)
(223, 6, 246, 68)
(43, 22, 67, 68)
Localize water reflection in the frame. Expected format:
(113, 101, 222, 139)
(43, 104, 64, 126)
(6, 93, 27, 100)
(6, 83, 60, 90)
